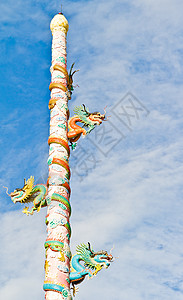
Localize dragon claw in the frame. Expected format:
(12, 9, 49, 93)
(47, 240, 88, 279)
(71, 285, 79, 297)
(22, 206, 30, 215)
(93, 264, 102, 276)
(37, 204, 42, 213)
(8, 179, 48, 216)
(22, 206, 34, 216)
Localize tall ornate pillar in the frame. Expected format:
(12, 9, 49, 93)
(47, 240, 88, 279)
(43, 13, 72, 300)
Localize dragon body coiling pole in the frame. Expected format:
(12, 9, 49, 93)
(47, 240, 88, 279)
(43, 13, 72, 300)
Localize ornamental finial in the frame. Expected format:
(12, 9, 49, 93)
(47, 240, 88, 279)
(50, 13, 69, 34)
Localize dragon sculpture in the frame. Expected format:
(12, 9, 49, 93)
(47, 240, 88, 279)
(43, 242, 113, 297)
(6, 176, 71, 218)
(70, 242, 113, 296)
(6, 176, 47, 215)
(49, 63, 79, 109)
(68, 104, 107, 150)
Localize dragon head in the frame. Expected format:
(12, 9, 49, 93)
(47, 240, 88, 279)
(90, 251, 113, 269)
(76, 242, 113, 275)
(9, 176, 34, 203)
(86, 242, 113, 269)
(82, 104, 106, 125)
(73, 104, 108, 128)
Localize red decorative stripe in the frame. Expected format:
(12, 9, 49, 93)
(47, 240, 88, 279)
(46, 178, 71, 196)
(48, 137, 70, 156)
(62, 181, 71, 195)
(52, 158, 70, 179)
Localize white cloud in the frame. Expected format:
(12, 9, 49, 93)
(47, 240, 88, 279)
(0, 210, 46, 300)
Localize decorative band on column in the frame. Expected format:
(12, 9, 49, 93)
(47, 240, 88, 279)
(45, 217, 71, 236)
(62, 181, 71, 195)
(47, 178, 71, 195)
(48, 137, 70, 156)
(51, 193, 71, 216)
(44, 240, 64, 251)
(48, 157, 70, 179)
(49, 82, 67, 92)
(48, 98, 60, 109)
(53, 64, 69, 82)
(43, 283, 70, 296)
(65, 222, 71, 237)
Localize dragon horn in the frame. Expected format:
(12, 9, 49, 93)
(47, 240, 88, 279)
(3, 186, 11, 196)
(82, 104, 90, 116)
(87, 243, 106, 256)
(69, 63, 75, 76)
(82, 104, 87, 111)
(71, 69, 79, 76)
(87, 242, 92, 251)
(87, 244, 107, 257)
(87, 242, 95, 257)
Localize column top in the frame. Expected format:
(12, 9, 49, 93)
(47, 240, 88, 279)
(50, 13, 69, 34)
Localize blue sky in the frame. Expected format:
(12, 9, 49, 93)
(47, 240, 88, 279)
(0, 0, 183, 299)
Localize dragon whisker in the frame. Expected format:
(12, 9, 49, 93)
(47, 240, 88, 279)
(110, 245, 115, 254)
(103, 106, 111, 121)
(104, 105, 107, 116)
(3, 186, 11, 196)
(103, 115, 111, 121)
(112, 256, 119, 262)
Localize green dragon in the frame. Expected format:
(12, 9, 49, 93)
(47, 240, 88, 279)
(68, 104, 107, 149)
